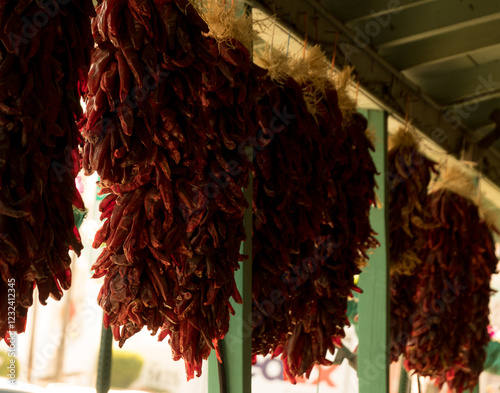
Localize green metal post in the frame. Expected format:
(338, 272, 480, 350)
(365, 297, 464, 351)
(208, 353, 220, 392)
(96, 323, 113, 393)
(398, 362, 408, 393)
(357, 109, 390, 393)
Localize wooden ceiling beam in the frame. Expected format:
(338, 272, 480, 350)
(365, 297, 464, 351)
(449, 99, 500, 131)
(404, 60, 500, 106)
(347, 0, 500, 49)
(379, 18, 500, 70)
(313, 0, 435, 24)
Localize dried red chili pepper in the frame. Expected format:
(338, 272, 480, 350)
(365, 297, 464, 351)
(403, 186, 498, 393)
(0, 0, 95, 341)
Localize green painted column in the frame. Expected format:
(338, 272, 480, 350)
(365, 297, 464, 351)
(357, 109, 390, 393)
(96, 323, 113, 393)
(398, 362, 408, 393)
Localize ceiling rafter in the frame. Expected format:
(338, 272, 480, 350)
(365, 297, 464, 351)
(347, 0, 500, 49)
(404, 61, 500, 106)
(312, 0, 435, 24)
(345, 0, 437, 24)
(379, 18, 500, 70)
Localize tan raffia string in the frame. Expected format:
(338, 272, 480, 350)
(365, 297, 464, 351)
(201, 0, 257, 53)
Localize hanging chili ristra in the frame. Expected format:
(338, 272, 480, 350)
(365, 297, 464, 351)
(84, 0, 258, 379)
(387, 128, 437, 361)
(404, 168, 498, 393)
(0, 0, 94, 341)
(251, 54, 378, 381)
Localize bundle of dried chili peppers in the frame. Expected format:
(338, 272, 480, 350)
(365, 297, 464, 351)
(403, 169, 498, 392)
(251, 56, 378, 381)
(83, 0, 259, 378)
(0, 0, 94, 341)
(387, 128, 437, 361)
(276, 91, 378, 382)
(251, 74, 318, 361)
